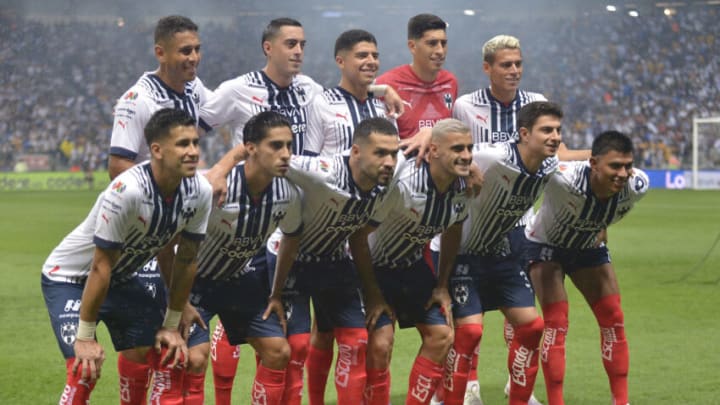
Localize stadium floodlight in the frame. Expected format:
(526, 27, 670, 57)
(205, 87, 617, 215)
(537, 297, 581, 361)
(628, 10, 639, 17)
(692, 116, 720, 189)
(606, 4, 617, 12)
(463, 9, 476, 16)
(664, 7, 677, 16)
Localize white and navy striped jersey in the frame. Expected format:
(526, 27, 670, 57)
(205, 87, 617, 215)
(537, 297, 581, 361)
(459, 142, 558, 256)
(305, 86, 390, 157)
(196, 163, 302, 280)
(369, 157, 469, 269)
(526, 161, 649, 249)
(200, 71, 323, 155)
(281, 154, 387, 262)
(110, 72, 211, 163)
(453, 88, 546, 145)
(42, 163, 212, 283)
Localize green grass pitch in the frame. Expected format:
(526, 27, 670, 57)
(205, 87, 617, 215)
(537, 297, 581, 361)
(1, 188, 718, 404)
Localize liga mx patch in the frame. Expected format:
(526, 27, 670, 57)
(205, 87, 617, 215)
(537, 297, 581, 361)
(444, 93, 454, 110)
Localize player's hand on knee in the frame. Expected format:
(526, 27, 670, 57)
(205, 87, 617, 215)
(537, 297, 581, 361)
(73, 339, 105, 383)
(365, 291, 394, 331)
(180, 303, 206, 340)
(155, 328, 188, 369)
(426, 286, 453, 328)
(263, 295, 287, 335)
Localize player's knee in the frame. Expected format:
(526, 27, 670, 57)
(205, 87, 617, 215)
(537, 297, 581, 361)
(423, 325, 454, 355)
(288, 332, 310, 360)
(367, 330, 394, 368)
(261, 340, 291, 370)
(311, 330, 335, 349)
(187, 345, 210, 374)
(515, 316, 545, 341)
(591, 294, 624, 325)
(542, 301, 569, 328)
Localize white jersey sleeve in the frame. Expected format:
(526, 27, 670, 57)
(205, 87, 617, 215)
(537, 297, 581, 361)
(200, 75, 256, 145)
(110, 86, 154, 162)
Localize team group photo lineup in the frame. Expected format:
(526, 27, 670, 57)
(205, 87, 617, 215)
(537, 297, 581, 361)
(22, 4, 680, 404)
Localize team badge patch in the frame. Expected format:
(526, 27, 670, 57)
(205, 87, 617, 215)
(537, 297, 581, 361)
(444, 93, 453, 110)
(453, 284, 469, 306)
(60, 322, 78, 346)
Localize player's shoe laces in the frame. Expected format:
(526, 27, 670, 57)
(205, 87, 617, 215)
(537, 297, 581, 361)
(463, 380, 484, 405)
(504, 376, 543, 405)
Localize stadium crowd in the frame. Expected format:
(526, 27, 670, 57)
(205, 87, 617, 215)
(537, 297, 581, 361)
(1, 5, 718, 171)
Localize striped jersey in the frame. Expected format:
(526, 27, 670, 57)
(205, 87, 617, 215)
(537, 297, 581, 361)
(376, 65, 457, 139)
(281, 154, 387, 262)
(305, 86, 390, 156)
(110, 72, 211, 162)
(459, 142, 558, 256)
(369, 157, 469, 268)
(526, 161, 649, 249)
(200, 71, 323, 155)
(196, 163, 302, 280)
(452, 88, 545, 144)
(42, 163, 212, 283)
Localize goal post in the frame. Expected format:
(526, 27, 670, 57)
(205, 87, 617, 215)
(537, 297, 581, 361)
(692, 116, 720, 189)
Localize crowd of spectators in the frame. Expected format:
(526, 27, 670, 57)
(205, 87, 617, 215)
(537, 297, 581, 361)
(1, 5, 718, 172)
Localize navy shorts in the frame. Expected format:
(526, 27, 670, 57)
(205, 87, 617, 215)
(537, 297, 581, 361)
(266, 250, 311, 336)
(293, 258, 366, 333)
(188, 252, 284, 347)
(42, 274, 165, 358)
(437, 228, 536, 317)
(526, 240, 611, 274)
(374, 258, 447, 329)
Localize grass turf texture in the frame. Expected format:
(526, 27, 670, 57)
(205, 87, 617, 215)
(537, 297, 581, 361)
(1, 188, 718, 404)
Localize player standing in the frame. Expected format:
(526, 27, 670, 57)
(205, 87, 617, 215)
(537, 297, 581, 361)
(526, 131, 649, 405)
(438, 102, 563, 405)
(376, 13, 457, 140)
(41, 108, 212, 405)
(362, 118, 471, 405)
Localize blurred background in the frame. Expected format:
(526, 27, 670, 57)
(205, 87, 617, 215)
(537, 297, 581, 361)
(1, 0, 719, 185)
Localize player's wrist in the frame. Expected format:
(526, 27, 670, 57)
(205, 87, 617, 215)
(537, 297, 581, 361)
(76, 319, 97, 341)
(367, 84, 388, 97)
(162, 309, 183, 330)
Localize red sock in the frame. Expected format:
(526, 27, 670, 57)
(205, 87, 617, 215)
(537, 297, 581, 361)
(504, 318, 515, 348)
(211, 322, 240, 405)
(333, 327, 368, 404)
(443, 323, 483, 405)
(467, 343, 479, 382)
(253, 364, 286, 405)
(541, 301, 569, 405)
(183, 371, 205, 405)
(407, 355, 444, 405)
(118, 354, 150, 405)
(283, 333, 309, 405)
(591, 294, 629, 405)
(365, 368, 390, 405)
(147, 348, 184, 405)
(306, 344, 334, 405)
(507, 317, 544, 405)
(59, 358, 96, 405)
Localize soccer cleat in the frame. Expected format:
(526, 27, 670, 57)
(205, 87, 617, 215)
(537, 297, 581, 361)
(429, 397, 443, 405)
(504, 376, 543, 405)
(464, 380, 484, 405)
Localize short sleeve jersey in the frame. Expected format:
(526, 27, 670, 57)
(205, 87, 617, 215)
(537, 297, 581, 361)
(526, 161, 649, 249)
(285, 154, 388, 262)
(452, 88, 545, 144)
(458, 142, 558, 255)
(305, 86, 391, 156)
(110, 73, 211, 162)
(200, 71, 323, 155)
(376, 65, 457, 139)
(369, 157, 469, 268)
(196, 163, 302, 280)
(42, 163, 212, 282)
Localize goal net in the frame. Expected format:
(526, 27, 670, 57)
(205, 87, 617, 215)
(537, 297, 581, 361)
(692, 116, 720, 189)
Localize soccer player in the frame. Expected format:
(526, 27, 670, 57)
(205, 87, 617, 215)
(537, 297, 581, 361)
(362, 118, 471, 405)
(526, 131, 649, 405)
(272, 117, 399, 404)
(41, 108, 212, 405)
(177, 111, 302, 405)
(105, 15, 212, 403)
(302, 28, 394, 404)
(438, 101, 563, 405)
(376, 13, 458, 140)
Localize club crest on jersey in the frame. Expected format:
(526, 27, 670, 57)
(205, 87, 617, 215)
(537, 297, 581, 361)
(145, 282, 157, 298)
(272, 210, 287, 224)
(443, 93, 453, 110)
(124, 91, 138, 100)
(192, 91, 200, 105)
(60, 322, 78, 346)
(112, 181, 126, 193)
(181, 207, 197, 220)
